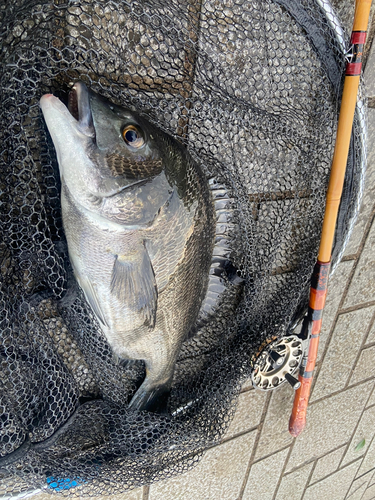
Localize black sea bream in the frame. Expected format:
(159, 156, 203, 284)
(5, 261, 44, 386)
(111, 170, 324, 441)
(40, 82, 223, 411)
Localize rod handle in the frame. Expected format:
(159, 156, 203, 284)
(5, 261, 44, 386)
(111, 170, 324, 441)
(289, 374, 312, 436)
(289, 262, 329, 437)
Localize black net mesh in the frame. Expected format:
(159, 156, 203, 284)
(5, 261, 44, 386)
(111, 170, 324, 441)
(0, 0, 366, 496)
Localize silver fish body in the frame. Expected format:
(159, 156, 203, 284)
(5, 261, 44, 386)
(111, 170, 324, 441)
(40, 83, 215, 411)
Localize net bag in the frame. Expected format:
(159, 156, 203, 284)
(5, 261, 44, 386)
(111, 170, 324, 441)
(0, 0, 366, 496)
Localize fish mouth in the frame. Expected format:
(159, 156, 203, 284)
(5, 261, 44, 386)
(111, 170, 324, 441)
(68, 88, 79, 121)
(68, 82, 95, 137)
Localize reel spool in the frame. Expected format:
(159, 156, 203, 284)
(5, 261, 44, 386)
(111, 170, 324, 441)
(251, 336, 304, 391)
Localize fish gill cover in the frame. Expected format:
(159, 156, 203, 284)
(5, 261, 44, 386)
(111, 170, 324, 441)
(0, 0, 366, 496)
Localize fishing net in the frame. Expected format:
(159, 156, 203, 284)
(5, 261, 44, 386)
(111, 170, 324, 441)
(0, 0, 366, 496)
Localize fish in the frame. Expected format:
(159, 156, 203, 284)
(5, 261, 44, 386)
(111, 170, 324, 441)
(39, 82, 219, 412)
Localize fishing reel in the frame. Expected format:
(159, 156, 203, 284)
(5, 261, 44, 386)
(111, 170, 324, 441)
(251, 335, 305, 391)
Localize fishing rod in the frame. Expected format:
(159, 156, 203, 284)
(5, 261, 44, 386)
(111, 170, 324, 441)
(289, 0, 373, 437)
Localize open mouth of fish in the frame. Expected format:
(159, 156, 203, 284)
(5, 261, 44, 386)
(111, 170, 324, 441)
(67, 82, 95, 137)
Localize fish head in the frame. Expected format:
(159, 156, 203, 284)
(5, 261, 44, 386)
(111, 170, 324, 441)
(40, 82, 172, 215)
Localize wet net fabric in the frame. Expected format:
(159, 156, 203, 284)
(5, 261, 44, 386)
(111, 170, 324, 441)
(0, 0, 366, 496)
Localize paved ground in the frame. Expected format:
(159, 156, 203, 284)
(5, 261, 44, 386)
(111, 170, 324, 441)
(31, 4, 375, 500)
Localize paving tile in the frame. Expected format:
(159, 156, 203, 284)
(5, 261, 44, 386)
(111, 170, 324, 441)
(254, 383, 294, 460)
(351, 346, 375, 385)
(365, 37, 375, 97)
(149, 430, 256, 500)
(226, 388, 267, 439)
(311, 307, 375, 401)
(366, 385, 375, 408)
(343, 405, 375, 466)
(344, 220, 375, 308)
(310, 446, 346, 484)
(362, 483, 375, 500)
(303, 461, 360, 500)
(346, 472, 372, 500)
(101, 490, 144, 500)
(14, 492, 49, 500)
(356, 433, 375, 478)
(365, 317, 375, 345)
(317, 261, 355, 362)
(368, 470, 375, 487)
(344, 108, 375, 256)
(241, 378, 254, 391)
(275, 462, 314, 500)
(243, 448, 289, 500)
(286, 381, 373, 471)
(32, 487, 144, 500)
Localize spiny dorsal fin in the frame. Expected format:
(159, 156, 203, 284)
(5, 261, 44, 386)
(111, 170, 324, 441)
(196, 178, 242, 323)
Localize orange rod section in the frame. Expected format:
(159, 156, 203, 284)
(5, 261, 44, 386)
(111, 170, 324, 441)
(289, 263, 329, 437)
(289, 0, 372, 437)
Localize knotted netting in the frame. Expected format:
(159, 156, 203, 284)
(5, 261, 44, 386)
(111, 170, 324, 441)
(0, 0, 366, 496)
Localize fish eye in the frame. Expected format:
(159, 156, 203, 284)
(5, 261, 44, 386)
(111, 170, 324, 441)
(122, 125, 145, 148)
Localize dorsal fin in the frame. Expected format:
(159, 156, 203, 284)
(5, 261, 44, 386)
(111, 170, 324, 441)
(196, 178, 243, 326)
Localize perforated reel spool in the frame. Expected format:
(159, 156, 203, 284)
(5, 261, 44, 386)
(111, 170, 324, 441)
(251, 336, 304, 391)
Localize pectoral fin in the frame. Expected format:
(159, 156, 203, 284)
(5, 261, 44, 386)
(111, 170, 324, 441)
(110, 245, 158, 328)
